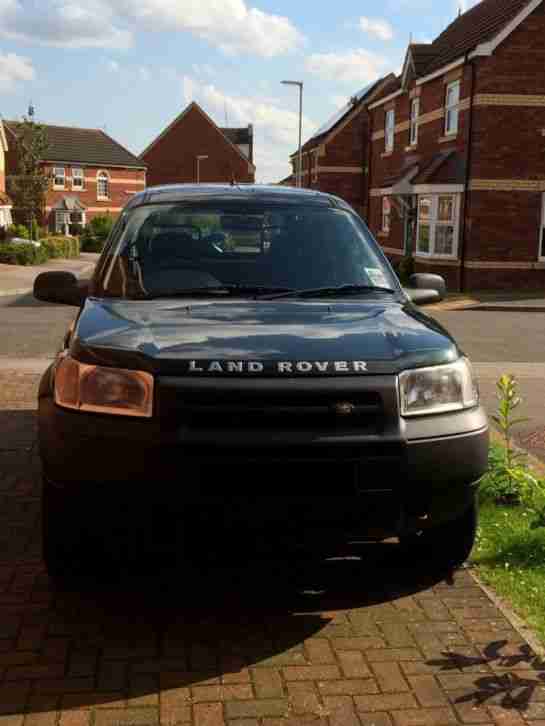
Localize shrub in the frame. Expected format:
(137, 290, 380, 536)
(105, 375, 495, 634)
(80, 234, 104, 253)
(394, 255, 415, 285)
(41, 236, 80, 259)
(86, 214, 114, 242)
(6, 224, 29, 240)
(0, 242, 49, 265)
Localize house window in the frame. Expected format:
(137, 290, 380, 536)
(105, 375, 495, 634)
(539, 193, 545, 259)
(53, 167, 65, 189)
(445, 80, 460, 135)
(410, 98, 419, 146)
(385, 109, 395, 152)
(55, 211, 70, 234)
(72, 168, 84, 190)
(97, 171, 110, 199)
(382, 197, 391, 233)
(417, 194, 459, 257)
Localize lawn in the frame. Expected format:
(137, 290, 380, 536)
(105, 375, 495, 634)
(473, 444, 545, 646)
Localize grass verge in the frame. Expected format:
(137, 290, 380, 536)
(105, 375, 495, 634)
(473, 442, 545, 646)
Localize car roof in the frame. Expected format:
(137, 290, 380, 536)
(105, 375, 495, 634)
(125, 183, 352, 210)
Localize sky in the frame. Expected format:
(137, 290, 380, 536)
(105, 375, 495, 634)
(0, 0, 480, 183)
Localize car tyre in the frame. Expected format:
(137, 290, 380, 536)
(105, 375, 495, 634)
(399, 496, 477, 571)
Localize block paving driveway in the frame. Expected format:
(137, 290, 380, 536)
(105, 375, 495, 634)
(2, 369, 545, 726)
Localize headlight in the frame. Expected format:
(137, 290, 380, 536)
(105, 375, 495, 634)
(55, 355, 153, 418)
(399, 357, 479, 417)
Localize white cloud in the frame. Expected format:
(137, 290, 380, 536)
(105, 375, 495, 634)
(0, 0, 132, 49)
(181, 75, 318, 183)
(0, 51, 35, 91)
(458, 0, 481, 12)
(0, 0, 303, 57)
(305, 48, 390, 84)
(359, 17, 394, 41)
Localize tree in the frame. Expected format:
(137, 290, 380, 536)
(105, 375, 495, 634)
(6, 117, 50, 240)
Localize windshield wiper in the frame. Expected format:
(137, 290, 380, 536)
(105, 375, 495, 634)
(146, 284, 294, 299)
(260, 284, 397, 300)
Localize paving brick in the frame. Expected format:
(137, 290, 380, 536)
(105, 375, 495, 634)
(372, 663, 410, 693)
(390, 706, 458, 726)
(34, 678, 94, 694)
(318, 679, 379, 696)
(380, 624, 417, 648)
(323, 695, 360, 726)
(192, 685, 253, 702)
(58, 714, 91, 726)
(252, 668, 284, 698)
(366, 649, 422, 663)
(128, 674, 159, 707)
(355, 694, 418, 712)
(408, 675, 449, 708)
(283, 666, 340, 681)
(287, 688, 322, 716)
(304, 639, 336, 664)
(338, 651, 372, 679)
(5, 664, 64, 680)
(225, 700, 288, 719)
(194, 703, 225, 726)
(23, 714, 57, 726)
(0, 718, 24, 726)
(94, 708, 159, 726)
(354, 715, 392, 726)
(331, 637, 385, 651)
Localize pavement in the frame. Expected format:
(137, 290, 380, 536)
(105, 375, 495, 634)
(2, 368, 545, 726)
(0, 253, 99, 297)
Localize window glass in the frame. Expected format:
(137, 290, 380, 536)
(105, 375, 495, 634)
(382, 197, 391, 232)
(418, 197, 431, 220)
(410, 99, 419, 145)
(417, 224, 431, 254)
(417, 194, 458, 257)
(438, 195, 454, 222)
(435, 225, 455, 255)
(72, 168, 84, 189)
(96, 204, 398, 299)
(97, 172, 110, 198)
(445, 80, 460, 135)
(385, 109, 395, 151)
(53, 167, 65, 187)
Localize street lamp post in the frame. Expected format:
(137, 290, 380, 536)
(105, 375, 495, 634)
(281, 80, 303, 188)
(196, 155, 209, 184)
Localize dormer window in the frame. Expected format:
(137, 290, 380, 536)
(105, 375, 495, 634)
(410, 98, 419, 146)
(445, 80, 460, 135)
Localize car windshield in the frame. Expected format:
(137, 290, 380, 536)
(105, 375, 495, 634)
(96, 203, 400, 300)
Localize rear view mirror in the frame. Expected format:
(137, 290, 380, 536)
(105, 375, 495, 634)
(404, 273, 447, 306)
(34, 271, 88, 307)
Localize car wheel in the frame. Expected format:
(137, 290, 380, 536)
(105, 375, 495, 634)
(399, 497, 477, 571)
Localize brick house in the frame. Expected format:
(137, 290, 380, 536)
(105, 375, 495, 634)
(0, 121, 13, 230)
(4, 122, 146, 233)
(367, 0, 545, 290)
(289, 76, 396, 217)
(141, 102, 256, 186)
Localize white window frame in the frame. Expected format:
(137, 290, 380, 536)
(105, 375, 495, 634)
(71, 167, 84, 191)
(410, 98, 420, 146)
(53, 167, 66, 190)
(97, 170, 110, 200)
(385, 109, 395, 152)
(382, 196, 391, 234)
(539, 192, 545, 260)
(416, 194, 460, 258)
(55, 210, 70, 234)
(444, 80, 460, 136)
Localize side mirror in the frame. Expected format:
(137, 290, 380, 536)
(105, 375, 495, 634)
(34, 271, 88, 307)
(404, 273, 447, 306)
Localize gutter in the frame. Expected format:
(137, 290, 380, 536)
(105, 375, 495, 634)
(459, 55, 475, 293)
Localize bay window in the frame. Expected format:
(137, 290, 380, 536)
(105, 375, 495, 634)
(416, 194, 459, 257)
(445, 80, 460, 135)
(385, 109, 395, 152)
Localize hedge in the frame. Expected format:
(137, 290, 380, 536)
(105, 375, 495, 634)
(41, 236, 80, 259)
(0, 242, 50, 266)
(80, 235, 105, 253)
(0, 236, 80, 266)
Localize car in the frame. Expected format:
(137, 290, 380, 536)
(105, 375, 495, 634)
(34, 184, 489, 579)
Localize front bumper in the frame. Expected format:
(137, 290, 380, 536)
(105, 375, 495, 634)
(38, 372, 489, 541)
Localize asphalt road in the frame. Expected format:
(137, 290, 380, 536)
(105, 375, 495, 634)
(0, 293, 76, 359)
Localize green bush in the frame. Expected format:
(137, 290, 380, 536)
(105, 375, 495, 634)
(0, 242, 50, 265)
(40, 236, 80, 259)
(6, 224, 29, 240)
(80, 234, 104, 253)
(87, 214, 114, 242)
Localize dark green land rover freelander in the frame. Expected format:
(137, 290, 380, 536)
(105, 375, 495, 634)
(34, 185, 489, 579)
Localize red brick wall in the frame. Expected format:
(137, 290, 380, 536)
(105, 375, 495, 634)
(43, 164, 146, 224)
(298, 106, 368, 215)
(142, 105, 255, 187)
